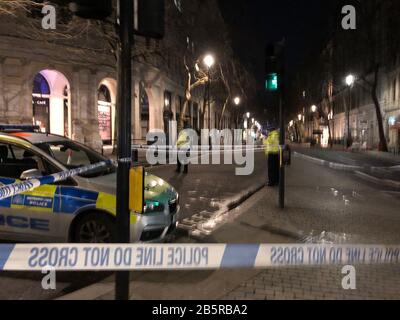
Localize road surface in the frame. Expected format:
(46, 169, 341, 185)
(1, 148, 400, 299)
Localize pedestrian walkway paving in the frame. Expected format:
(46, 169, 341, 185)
(222, 265, 400, 300)
(213, 156, 400, 300)
(292, 146, 400, 168)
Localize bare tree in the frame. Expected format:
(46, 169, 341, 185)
(0, 0, 41, 15)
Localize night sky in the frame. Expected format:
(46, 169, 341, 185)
(218, 0, 338, 92)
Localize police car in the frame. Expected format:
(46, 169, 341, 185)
(0, 125, 179, 243)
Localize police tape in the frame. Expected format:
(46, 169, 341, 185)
(0, 161, 113, 201)
(134, 145, 267, 152)
(0, 243, 399, 271)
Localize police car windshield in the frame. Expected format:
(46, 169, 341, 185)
(35, 140, 116, 178)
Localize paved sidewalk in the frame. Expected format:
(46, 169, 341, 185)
(223, 264, 400, 300)
(219, 156, 400, 300)
(292, 146, 400, 186)
(237, 157, 400, 245)
(292, 146, 400, 168)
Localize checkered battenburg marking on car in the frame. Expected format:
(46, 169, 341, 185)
(0, 244, 399, 271)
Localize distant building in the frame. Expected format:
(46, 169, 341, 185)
(0, 0, 235, 152)
(301, 2, 400, 152)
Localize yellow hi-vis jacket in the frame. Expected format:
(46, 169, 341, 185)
(176, 130, 191, 150)
(263, 130, 280, 155)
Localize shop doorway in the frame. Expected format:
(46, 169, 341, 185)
(32, 70, 70, 137)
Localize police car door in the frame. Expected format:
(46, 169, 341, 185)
(0, 142, 60, 242)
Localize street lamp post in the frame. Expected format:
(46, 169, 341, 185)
(311, 105, 317, 144)
(231, 97, 241, 144)
(345, 74, 355, 148)
(244, 112, 250, 141)
(203, 54, 215, 130)
(234, 97, 241, 129)
(297, 113, 303, 143)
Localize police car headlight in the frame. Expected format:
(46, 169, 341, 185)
(143, 201, 165, 213)
(145, 179, 163, 190)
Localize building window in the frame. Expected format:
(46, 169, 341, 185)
(164, 91, 172, 111)
(140, 83, 150, 140)
(33, 73, 50, 96)
(32, 70, 70, 137)
(98, 85, 112, 145)
(32, 73, 50, 134)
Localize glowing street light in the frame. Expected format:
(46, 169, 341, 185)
(234, 97, 241, 106)
(203, 54, 215, 69)
(345, 74, 355, 148)
(246, 112, 250, 119)
(203, 54, 215, 129)
(346, 74, 355, 87)
(298, 114, 303, 121)
(311, 105, 317, 113)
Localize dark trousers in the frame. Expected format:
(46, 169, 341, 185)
(267, 153, 280, 185)
(177, 159, 188, 173)
(177, 149, 190, 173)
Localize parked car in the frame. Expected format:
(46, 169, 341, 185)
(0, 126, 179, 243)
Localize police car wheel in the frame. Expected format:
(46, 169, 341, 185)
(74, 213, 116, 243)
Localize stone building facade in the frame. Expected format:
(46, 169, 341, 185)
(0, 0, 235, 152)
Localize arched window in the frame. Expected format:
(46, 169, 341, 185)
(33, 73, 50, 96)
(32, 70, 71, 137)
(32, 73, 51, 133)
(98, 84, 112, 103)
(98, 85, 113, 145)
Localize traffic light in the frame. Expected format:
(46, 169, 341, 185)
(135, 0, 165, 39)
(68, 0, 112, 20)
(265, 42, 284, 92)
(58, 0, 165, 39)
(266, 73, 279, 91)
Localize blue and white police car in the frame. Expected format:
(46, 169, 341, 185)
(0, 125, 179, 243)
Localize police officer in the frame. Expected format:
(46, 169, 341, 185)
(263, 125, 280, 186)
(176, 122, 192, 174)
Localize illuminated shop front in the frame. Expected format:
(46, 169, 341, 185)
(32, 70, 70, 137)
